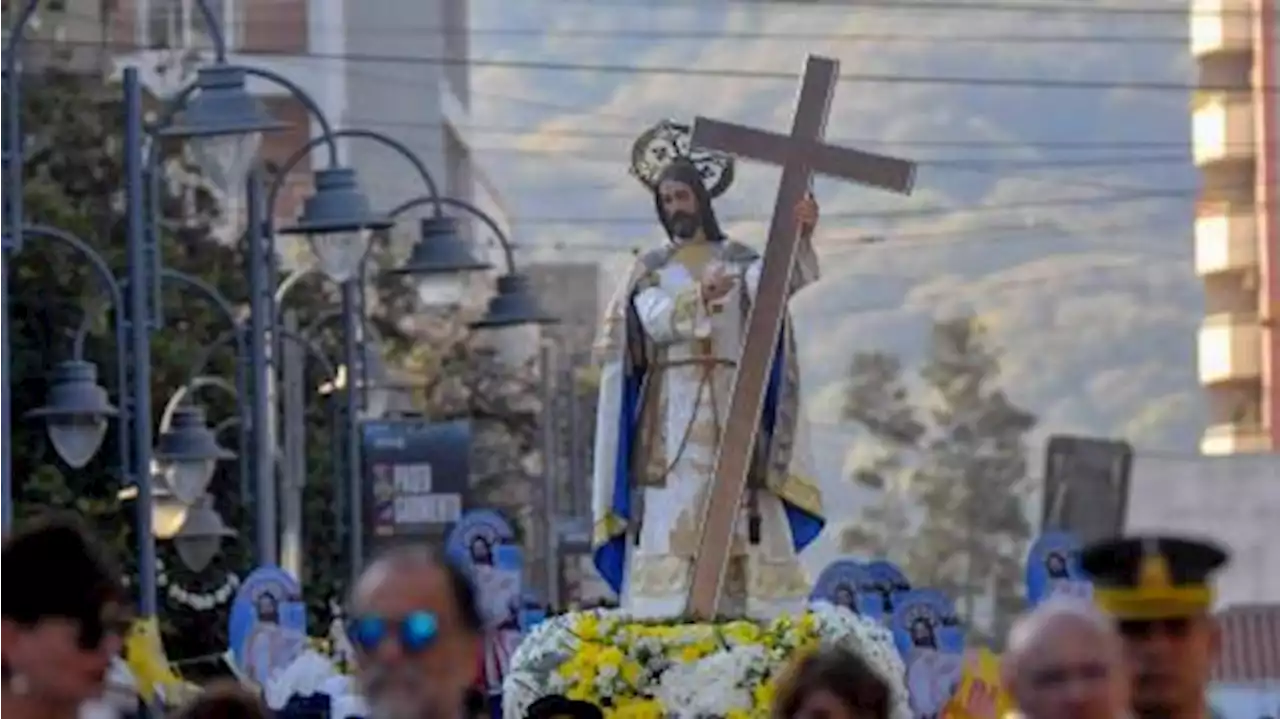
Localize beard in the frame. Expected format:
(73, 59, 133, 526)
(667, 211, 700, 240)
(362, 663, 453, 719)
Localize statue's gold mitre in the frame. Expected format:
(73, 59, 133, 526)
(1081, 534, 1229, 620)
(628, 119, 735, 198)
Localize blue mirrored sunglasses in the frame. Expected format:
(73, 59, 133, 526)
(347, 611, 439, 653)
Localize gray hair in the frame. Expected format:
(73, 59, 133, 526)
(1006, 596, 1121, 663)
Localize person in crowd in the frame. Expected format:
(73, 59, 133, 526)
(1082, 535, 1229, 719)
(771, 646, 893, 719)
(2, 514, 130, 719)
(523, 695, 604, 719)
(1002, 597, 1130, 719)
(347, 544, 485, 719)
(169, 682, 269, 719)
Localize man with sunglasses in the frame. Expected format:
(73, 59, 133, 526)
(1081, 535, 1230, 719)
(347, 545, 485, 719)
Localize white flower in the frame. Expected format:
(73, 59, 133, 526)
(807, 602, 912, 719)
(505, 606, 913, 719)
(264, 650, 340, 710)
(654, 646, 762, 718)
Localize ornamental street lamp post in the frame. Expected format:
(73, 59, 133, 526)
(268, 127, 492, 582)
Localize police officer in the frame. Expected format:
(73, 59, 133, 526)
(1081, 535, 1229, 719)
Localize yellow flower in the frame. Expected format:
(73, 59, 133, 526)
(724, 621, 762, 645)
(753, 682, 776, 709)
(620, 660, 643, 687)
(727, 709, 752, 719)
(612, 698, 664, 719)
(577, 615, 603, 641)
(599, 646, 626, 668)
(676, 644, 706, 663)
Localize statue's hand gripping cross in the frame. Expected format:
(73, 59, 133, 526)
(684, 55, 918, 621)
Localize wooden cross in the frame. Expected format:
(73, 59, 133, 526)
(685, 55, 917, 620)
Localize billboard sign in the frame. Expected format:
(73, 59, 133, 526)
(363, 419, 471, 547)
(1042, 435, 1133, 544)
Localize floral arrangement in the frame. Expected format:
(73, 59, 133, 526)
(503, 603, 910, 719)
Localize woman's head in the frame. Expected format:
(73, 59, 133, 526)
(1, 514, 127, 708)
(772, 646, 894, 719)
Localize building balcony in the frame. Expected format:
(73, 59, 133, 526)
(1192, 92, 1254, 166)
(1189, 0, 1254, 57)
(1194, 202, 1259, 275)
(1201, 422, 1273, 455)
(1198, 312, 1262, 384)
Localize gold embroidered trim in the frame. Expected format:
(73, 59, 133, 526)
(592, 512, 628, 546)
(773, 474, 824, 519)
(669, 288, 701, 336)
(630, 555, 692, 596)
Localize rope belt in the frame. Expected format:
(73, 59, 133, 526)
(652, 357, 737, 370)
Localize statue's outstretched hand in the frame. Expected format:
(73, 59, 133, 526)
(700, 266, 736, 302)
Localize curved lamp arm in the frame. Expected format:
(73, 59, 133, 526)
(187, 324, 339, 386)
(303, 308, 386, 348)
(274, 267, 318, 309)
(22, 225, 125, 312)
(266, 128, 442, 219)
(159, 375, 239, 433)
(146, 66, 340, 170)
(19, 223, 127, 360)
(387, 195, 516, 274)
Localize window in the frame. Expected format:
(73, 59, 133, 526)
(141, 0, 236, 51)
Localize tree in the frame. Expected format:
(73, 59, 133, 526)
(840, 314, 1036, 642)
(403, 317, 541, 530)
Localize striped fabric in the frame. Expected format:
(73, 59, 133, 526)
(1212, 605, 1280, 683)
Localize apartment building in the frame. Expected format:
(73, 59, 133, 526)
(1190, 0, 1279, 454)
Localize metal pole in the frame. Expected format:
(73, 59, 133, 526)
(341, 280, 363, 584)
(280, 311, 306, 581)
(2, 247, 11, 531)
(566, 355, 583, 517)
(123, 67, 157, 617)
(246, 168, 277, 566)
(540, 341, 560, 609)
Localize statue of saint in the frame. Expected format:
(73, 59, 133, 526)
(590, 120, 827, 621)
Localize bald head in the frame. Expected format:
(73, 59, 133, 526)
(1007, 599, 1122, 663)
(1003, 599, 1129, 719)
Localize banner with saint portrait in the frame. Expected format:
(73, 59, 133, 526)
(861, 559, 914, 619)
(891, 589, 967, 719)
(810, 559, 881, 618)
(1024, 531, 1093, 606)
(446, 510, 523, 699)
(227, 567, 308, 688)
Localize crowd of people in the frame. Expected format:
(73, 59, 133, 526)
(0, 512, 1231, 719)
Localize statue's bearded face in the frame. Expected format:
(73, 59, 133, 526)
(658, 179, 701, 240)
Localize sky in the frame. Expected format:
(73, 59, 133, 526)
(304, 0, 1226, 544)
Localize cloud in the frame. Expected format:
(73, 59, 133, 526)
(467, 0, 1207, 465)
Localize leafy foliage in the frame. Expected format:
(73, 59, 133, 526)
(839, 314, 1036, 642)
(403, 319, 542, 535)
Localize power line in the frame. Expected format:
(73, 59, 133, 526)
(46, 17, 1201, 46)
(207, 0, 1254, 18)
(546, 0, 1248, 17)
(349, 115, 1226, 152)
(38, 38, 1273, 94)
(508, 183, 1253, 225)
(537, 215, 1191, 253)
